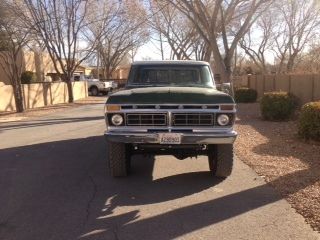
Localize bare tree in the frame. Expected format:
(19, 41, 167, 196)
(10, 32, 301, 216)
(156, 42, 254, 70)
(0, 1, 31, 112)
(193, 38, 211, 62)
(149, 1, 195, 60)
(272, 0, 320, 73)
(149, 0, 211, 61)
(23, 0, 102, 103)
(166, 0, 272, 84)
(239, 12, 275, 74)
(92, 0, 149, 78)
(292, 42, 320, 73)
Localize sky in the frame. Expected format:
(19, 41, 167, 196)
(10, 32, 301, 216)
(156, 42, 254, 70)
(134, 38, 276, 64)
(135, 40, 164, 61)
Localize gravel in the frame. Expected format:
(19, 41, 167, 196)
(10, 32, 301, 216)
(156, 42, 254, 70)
(235, 103, 320, 232)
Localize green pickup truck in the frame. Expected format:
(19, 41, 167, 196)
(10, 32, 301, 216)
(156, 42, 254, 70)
(104, 60, 237, 178)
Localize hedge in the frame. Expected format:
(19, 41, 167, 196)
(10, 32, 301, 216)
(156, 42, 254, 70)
(298, 102, 320, 141)
(21, 71, 36, 84)
(260, 91, 298, 121)
(235, 88, 257, 103)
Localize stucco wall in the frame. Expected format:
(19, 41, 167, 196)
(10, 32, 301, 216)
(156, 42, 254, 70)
(0, 81, 88, 112)
(0, 82, 16, 112)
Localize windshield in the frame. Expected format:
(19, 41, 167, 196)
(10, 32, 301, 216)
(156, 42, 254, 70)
(128, 65, 215, 88)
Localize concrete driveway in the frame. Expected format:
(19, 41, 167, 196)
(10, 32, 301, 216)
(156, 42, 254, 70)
(0, 98, 318, 240)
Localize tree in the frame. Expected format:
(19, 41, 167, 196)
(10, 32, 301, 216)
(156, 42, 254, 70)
(149, 0, 211, 61)
(166, 0, 272, 84)
(239, 12, 274, 74)
(24, 0, 102, 103)
(0, 1, 31, 112)
(91, 0, 149, 78)
(292, 42, 320, 73)
(272, 0, 320, 73)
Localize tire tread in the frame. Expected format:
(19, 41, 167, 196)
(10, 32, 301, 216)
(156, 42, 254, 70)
(107, 141, 127, 177)
(208, 144, 234, 178)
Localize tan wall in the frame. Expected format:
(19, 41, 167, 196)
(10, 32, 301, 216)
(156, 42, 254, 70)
(0, 51, 25, 85)
(314, 75, 320, 101)
(112, 67, 130, 79)
(0, 82, 16, 112)
(0, 81, 88, 112)
(24, 51, 63, 75)
(1, 50, 88, 84)
(275, 75, 290, 92)
(236, 74, 320, 103)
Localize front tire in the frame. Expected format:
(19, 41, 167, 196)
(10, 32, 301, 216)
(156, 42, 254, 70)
(90, 86, 99, 96)
(208, 144, 234, 178)
(106, 141, 130, 177)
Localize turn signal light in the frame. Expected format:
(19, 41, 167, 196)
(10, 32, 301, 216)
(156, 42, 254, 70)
(220, 105, 234, 110)
(106, 105, 121, 111)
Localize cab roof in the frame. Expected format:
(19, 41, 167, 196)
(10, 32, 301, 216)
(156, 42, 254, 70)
(132, 60, 210, 66)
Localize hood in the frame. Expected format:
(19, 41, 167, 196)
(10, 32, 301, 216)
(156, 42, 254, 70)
(107, 87, 234, 105)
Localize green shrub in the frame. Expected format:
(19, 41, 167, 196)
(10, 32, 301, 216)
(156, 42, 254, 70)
(235, 88, 258, 103)
(21, 71, 36, 84)
(298, 102, 320, 141)
(260, 91, 298, 121)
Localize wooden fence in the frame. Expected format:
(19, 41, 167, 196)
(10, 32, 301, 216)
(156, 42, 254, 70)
(233, 74, 320, 103)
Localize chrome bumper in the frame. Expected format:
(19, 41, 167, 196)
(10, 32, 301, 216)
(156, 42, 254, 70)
(101, 87, 111, 91)
(104, 131, 237, 144)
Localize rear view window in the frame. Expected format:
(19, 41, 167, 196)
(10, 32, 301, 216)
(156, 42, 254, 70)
(129, 65, 214, 88)
(141, 69, 171, 84)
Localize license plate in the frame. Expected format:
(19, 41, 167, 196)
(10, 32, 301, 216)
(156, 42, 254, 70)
(159, 133, 181, 144)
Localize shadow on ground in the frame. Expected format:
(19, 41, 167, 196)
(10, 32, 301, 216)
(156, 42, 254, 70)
(235, 104, 320, 196)
(0, 116, 105, 131)
(0, 135, 317, 240)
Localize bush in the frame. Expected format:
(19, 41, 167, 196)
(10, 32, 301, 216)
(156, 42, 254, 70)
(298, 102, 320, 141)
(235, 88, 257, 103)
(21, 71, 36, 84)
(260, 91, 298, 121)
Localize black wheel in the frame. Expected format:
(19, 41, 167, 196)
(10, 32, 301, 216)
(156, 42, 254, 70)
(90, 86, 99, 96)
(106, 141, 130, 177)
(208, 144, 234, 178)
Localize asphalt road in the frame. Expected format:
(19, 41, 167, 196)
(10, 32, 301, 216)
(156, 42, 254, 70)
(0, 98, 319, 240)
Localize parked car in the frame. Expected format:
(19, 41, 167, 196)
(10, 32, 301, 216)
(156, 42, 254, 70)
(111, 81, 118, 89)
(104, 61, 237, 178)
(74, 75, 113, 95)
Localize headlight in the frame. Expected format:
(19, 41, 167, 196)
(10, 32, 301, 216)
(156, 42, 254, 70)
(111, 114, 124, 126)
(217, 114, 230, 126)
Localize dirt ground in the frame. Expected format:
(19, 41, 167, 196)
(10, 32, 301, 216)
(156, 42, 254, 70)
(235, 103, 320, 232)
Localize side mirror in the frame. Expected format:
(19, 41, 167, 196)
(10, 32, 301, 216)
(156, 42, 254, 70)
(216, 83, 232, 95)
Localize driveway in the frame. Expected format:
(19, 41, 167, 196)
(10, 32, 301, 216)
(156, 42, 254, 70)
(0, 98, 318, 240)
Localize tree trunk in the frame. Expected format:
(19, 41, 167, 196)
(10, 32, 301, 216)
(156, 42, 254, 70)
(66, 78, 74, 103)
(105, 65, 113, 79)
(34, 50, 44, 82)
(13, 79, 24, 113)
(286, 53, 298, 72)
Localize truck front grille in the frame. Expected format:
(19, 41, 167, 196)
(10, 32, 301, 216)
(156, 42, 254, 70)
(126, 113, 167, 126)
(173, 113, 214, 126)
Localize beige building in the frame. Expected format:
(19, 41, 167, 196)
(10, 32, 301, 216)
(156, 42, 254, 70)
(0, 49, 89, 112)
(0, 50, 89, 85)
(0, 49, 131, 86)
